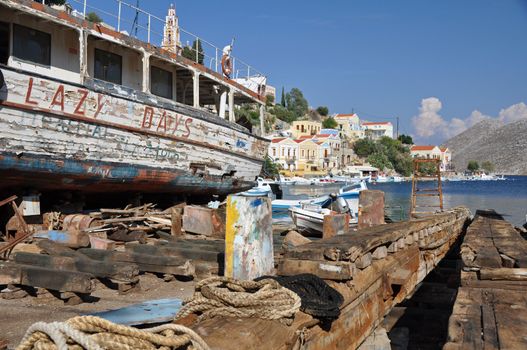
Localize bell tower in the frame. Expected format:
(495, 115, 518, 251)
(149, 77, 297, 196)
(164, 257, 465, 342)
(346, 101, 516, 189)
(162, 4, 181, 53)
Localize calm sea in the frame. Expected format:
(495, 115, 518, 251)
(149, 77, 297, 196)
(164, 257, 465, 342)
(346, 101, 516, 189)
(277, 176, 527, 227)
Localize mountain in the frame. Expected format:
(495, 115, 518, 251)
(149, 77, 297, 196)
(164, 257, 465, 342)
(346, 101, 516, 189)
(443, 119, 527, 174)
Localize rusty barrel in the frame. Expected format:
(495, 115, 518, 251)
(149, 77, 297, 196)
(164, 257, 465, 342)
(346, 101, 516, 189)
(63, 214, 100, 233)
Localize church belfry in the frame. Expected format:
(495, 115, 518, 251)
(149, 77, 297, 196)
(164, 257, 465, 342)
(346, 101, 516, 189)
(162, 4, 181, 53)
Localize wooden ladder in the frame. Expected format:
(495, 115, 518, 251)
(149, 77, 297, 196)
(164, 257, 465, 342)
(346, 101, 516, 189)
(410, 158, 443, 218)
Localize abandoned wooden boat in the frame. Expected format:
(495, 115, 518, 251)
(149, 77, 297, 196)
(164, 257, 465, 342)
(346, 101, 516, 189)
(0, 0, 269, 195)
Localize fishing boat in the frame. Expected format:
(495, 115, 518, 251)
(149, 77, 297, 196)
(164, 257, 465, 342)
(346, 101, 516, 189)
(241, 177, 274, 196)
(271, 180, 367, 211)
(289, 204, 357, 235)
(0, 0, 269, 196)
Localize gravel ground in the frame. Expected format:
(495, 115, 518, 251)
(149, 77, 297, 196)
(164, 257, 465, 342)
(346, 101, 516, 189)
(0, 273, 195, 348)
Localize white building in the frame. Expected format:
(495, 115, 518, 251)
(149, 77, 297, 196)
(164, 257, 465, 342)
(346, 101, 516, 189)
(410, 145, 452, 171)
(362, 122, 394, 139)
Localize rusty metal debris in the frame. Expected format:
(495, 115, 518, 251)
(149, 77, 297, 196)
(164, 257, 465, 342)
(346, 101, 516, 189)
(0, 195, 31, 259)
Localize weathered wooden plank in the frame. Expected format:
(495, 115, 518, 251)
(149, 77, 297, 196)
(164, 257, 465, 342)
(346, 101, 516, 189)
(0, 261, 93, 293)
(12, 252, 139, 282)
(277, 259, 356, 280)
(479, 268, 527, 281)
(78, 248, 194, 276)
(126, 243, 222, 262)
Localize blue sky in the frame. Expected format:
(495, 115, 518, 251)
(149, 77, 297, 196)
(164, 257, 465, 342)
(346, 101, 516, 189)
(79, 0, 527, 144)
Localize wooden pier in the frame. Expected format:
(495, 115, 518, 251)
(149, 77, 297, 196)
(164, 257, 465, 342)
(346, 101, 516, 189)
(444, 210, 527, 349)
(180, 207, 471, 349)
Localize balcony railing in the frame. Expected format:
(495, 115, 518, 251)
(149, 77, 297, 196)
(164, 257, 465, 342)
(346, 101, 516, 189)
(62, 0, 266, 83)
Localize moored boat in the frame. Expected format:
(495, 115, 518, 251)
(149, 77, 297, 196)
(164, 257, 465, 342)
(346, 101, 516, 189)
(0, 0, 269, 196)
(289, 204, 357, 236)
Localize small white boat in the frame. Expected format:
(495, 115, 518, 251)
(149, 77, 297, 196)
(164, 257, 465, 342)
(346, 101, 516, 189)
(289, 202, 357, 235)
(278, 175, 296, 185)
(391, 176, 403, 183)
(241, 177, 274, 196)
(272, 181, 367, 211)
(291, 176, 316, 185)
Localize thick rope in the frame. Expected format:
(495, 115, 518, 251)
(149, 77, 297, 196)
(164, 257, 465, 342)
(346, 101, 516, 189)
(16, 316, 210, 350)
(175, 276, 301, 325)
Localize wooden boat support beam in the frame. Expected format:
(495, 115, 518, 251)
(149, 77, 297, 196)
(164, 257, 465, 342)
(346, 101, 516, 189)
(182, 207, 471, 349)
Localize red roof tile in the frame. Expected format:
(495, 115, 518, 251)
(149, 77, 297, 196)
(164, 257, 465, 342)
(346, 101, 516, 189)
(271, 138, 285, 143)
(440, 147, 449, 152)
(335, 113, 357, 118)
(411, 145, 437, 151)
(362, 122, 392, 126)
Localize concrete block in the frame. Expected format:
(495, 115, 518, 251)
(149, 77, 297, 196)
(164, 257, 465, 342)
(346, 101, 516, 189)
(323, 213, 349, 238)
(182, 206, 224, 238)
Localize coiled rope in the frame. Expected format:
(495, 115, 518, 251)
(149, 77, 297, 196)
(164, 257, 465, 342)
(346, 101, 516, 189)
(174, 276, 301, 325)
(16, 315, 210, 350)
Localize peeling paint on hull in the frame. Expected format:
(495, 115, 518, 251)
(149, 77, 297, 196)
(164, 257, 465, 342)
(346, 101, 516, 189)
(0, 67, 268, 195)
(0, 152, 254, 194)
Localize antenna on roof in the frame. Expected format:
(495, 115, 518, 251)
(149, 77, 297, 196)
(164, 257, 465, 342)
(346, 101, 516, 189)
(131, 0, 140, 37)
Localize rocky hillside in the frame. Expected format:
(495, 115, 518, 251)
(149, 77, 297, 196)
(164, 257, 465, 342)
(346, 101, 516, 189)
(443, 119, 527, 174)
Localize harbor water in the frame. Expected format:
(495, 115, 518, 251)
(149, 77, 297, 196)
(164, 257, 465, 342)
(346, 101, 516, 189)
(275, 176, 527, 227)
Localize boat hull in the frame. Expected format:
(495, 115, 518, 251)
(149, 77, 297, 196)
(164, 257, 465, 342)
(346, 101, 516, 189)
(0, 67, 268, 194)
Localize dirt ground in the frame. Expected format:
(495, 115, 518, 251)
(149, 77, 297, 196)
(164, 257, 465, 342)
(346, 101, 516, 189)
(0, 273, 196, 348)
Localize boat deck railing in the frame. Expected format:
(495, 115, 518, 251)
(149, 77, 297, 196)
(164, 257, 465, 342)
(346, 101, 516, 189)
(61, 0, 266, 85)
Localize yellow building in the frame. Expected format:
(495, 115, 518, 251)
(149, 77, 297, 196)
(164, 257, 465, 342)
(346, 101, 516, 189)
(290, 120, 322, 138)
(295, 139, 319, 171)
(268, 137, 298, 171)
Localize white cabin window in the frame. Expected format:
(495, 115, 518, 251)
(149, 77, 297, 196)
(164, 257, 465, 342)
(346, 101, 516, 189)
(151, 66, 173, 99)
(94, 48, 122, 85)
(13, 24, 51, 66)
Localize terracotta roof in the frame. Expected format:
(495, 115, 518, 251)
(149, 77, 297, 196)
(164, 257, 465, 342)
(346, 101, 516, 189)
(362, 122, 392, 126)
(271, 138, 285, 143)
(440, 147, 449, 152)
(315, 134, 332, 138)
(293, 139, 304, 143)
(411, 145, 438, 151)
(335, 113, 357, 118)
(298, 135, 313, 140)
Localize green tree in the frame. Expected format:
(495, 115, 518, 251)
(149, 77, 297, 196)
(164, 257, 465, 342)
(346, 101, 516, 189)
(280, 87, 286, 107)
(265, 94, 274, 107)
(367, 152, 392, 171)
(316, 106, 329, 116)
(353, 138, 377, 158)
(182, 39, 204, 64)
(86, 12, 102, 23)
(322, 117, 338, 129)
(285, 88, 308, 119)
(397, 134, 413, 145)
(481, 161, 495, 173)
(269, 105, 296, 123)
(467, 160, 479, 172)
(236, 104, 260, 126)
(262, 156, 280, 178)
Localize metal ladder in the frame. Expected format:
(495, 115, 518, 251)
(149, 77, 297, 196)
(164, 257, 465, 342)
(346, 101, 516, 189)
(410, 158, 443, 218)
